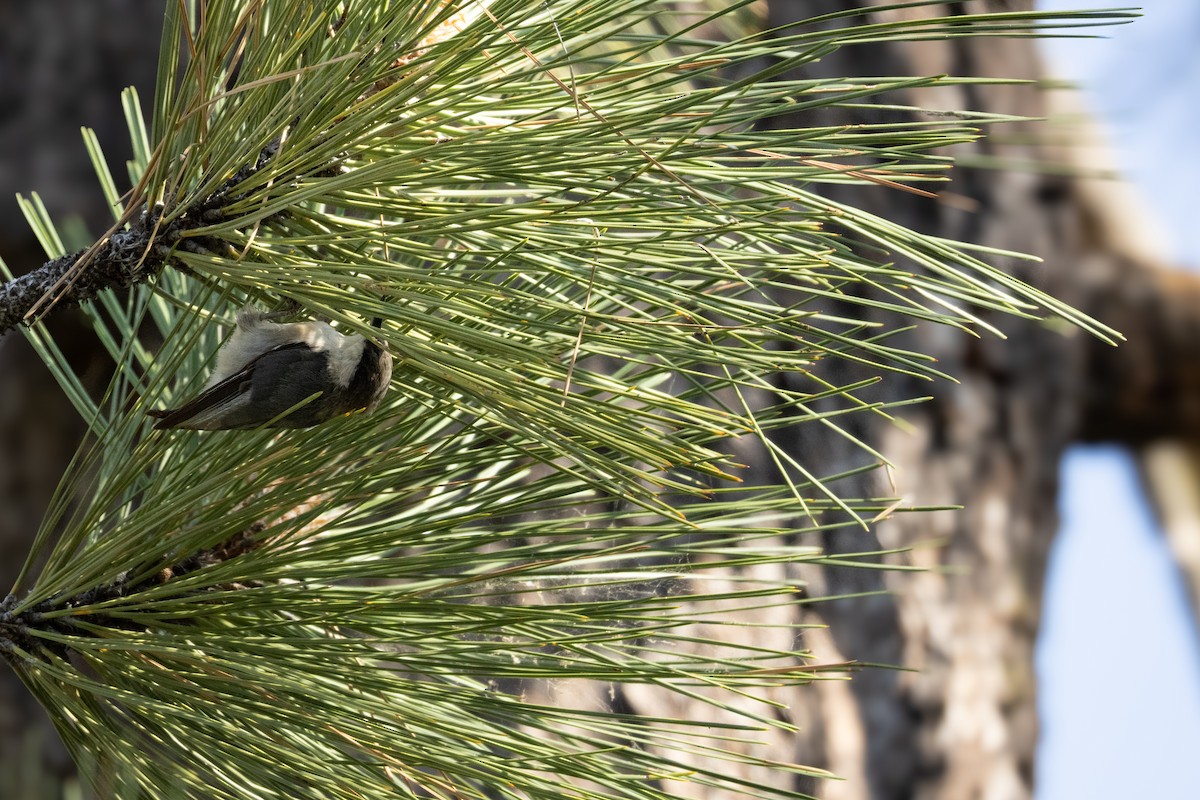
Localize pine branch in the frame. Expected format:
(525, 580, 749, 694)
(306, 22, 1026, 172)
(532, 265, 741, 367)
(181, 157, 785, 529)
(0, 126, 320, 333)
(1, 526, 262, 666)
(1, 2, 1137, 798)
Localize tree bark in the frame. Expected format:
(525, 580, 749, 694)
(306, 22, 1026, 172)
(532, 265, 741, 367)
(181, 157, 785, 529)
(722, 2, 1200, 798)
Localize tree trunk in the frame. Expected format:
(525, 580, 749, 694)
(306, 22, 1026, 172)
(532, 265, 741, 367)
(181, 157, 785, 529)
(715, 2, 1200, 798)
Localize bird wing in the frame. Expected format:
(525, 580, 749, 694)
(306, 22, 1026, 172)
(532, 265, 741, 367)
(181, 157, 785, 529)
(149, 342, 326, 430)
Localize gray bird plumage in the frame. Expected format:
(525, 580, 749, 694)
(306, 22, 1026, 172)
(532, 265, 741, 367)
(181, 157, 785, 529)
(149, 308, 393, 430)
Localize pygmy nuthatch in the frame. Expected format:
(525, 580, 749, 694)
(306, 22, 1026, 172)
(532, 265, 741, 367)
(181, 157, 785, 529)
(148, 307, 393, 430)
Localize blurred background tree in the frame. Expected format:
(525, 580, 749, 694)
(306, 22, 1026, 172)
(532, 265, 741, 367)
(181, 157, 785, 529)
(0, 1, 160, 790)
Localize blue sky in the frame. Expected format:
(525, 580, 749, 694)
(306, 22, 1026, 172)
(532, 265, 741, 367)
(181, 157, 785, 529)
(1036, 3, 1200, 798)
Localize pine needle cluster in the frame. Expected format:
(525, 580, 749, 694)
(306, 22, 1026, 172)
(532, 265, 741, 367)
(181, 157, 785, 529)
(0, 2, 1130, 798)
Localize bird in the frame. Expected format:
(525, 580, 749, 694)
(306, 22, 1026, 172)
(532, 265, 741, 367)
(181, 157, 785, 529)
(148, 307, 392, 430)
